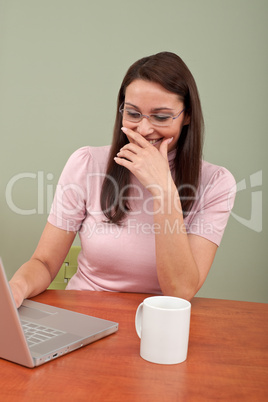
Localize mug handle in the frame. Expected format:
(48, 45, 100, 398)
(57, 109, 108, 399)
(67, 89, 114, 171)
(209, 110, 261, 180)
(135, 302, 143, 339)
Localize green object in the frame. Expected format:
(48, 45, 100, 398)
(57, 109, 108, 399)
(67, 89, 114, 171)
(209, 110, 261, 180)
(48, 247, 81, 290)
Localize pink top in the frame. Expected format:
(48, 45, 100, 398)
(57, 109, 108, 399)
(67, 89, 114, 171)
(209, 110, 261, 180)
(48, 146, 236, 294)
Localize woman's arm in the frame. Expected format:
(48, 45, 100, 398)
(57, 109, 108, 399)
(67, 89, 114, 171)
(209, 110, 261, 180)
(153, 186, 217, 300)
(9, 222, 76, 307)
(115, 128, 218, 300)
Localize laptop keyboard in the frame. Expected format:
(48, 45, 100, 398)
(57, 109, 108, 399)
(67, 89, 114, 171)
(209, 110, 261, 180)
(21, 320, 66, 347)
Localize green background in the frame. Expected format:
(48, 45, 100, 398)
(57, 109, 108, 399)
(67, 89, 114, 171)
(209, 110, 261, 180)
(0, 0, 267, 302)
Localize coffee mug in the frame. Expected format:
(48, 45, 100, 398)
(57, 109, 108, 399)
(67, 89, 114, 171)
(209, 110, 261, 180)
(135, 296, 191, 364)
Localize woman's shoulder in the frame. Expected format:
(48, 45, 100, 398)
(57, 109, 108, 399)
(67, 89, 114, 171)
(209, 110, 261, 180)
(58, 145, 111, 185)
(68, 145, 111, 163)
(64, 145, 111, 172)
(199, 160, 236, 210)
(201, 160, 236, 189)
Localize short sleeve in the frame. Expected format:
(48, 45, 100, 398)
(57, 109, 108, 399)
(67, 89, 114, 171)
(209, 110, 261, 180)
(185, 164, 236, 246)
(48, 147, 91, 232)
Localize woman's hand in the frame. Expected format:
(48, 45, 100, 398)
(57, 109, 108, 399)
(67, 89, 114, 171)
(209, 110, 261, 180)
(114, 127, 174, 195)
(9, 223, 76, 308)
(9, 281, 26, 308)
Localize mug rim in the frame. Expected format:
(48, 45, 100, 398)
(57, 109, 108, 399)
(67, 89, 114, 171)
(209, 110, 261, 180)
(143, 296, 191, 311)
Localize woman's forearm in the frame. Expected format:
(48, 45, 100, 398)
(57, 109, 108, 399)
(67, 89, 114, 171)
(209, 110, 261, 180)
(9, 223, 76, 308)
(9, 258, 53, 307)
(153, 189, 200, 300)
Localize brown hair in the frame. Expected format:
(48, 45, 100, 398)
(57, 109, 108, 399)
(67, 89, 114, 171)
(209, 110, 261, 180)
(100, 51, 204, 223)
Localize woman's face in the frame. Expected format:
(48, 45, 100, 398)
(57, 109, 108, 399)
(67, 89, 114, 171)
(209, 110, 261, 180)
(122, 79, 189, 152)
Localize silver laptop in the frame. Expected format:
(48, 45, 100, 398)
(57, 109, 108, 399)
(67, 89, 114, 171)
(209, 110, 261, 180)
(0, 258, 118, 368)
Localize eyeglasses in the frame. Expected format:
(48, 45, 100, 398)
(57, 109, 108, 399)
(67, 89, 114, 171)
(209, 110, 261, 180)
(119, 103, 185, 127)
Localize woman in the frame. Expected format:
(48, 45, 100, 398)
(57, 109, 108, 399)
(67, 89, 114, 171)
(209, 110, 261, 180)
(10, 52, 236, 307)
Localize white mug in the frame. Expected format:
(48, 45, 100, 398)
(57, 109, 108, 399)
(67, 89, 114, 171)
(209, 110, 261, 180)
(135, 296, 191, 365)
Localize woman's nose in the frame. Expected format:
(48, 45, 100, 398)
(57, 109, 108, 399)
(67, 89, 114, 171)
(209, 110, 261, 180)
(136, 117, 154, 136)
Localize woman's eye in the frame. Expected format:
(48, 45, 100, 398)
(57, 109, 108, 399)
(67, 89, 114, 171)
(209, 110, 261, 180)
(126, 110, 140, 119)
(152, 114, 170, 121)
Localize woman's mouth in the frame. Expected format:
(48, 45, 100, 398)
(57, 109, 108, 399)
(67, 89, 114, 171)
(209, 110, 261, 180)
(148, 138, 163, 145)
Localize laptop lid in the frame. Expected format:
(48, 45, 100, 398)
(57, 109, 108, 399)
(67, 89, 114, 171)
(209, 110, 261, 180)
(0, 258, 118, 368)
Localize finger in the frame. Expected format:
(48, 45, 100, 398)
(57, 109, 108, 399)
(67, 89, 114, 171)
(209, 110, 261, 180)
(116, 148, 137, 161)
(159, 137, 174, 159)
(121, 127, 150, 148)
(114, 156, 135, 173)
(119, 142, 141, 154)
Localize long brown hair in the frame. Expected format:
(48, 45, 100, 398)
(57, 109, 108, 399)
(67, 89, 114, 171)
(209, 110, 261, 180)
(100, 51, 204, 223)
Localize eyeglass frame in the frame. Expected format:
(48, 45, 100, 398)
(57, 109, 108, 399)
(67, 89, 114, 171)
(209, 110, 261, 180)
(119, 103, 185, 127)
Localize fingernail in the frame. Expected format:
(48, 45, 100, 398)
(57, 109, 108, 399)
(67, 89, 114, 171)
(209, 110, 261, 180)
(121, 127, 127, 133)
(167, 137, 174, 144)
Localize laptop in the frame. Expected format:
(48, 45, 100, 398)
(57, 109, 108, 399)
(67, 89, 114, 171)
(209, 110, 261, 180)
(0, 258, 118, 368)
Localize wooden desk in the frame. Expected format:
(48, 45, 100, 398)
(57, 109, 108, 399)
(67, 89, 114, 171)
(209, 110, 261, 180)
(1, 291, 267, 401)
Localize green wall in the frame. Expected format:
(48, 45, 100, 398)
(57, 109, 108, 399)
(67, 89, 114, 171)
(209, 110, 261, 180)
(0, 0, 267, 302)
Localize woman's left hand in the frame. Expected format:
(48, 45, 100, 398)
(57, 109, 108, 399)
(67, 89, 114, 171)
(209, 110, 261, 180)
(114, 127, 174, 196)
